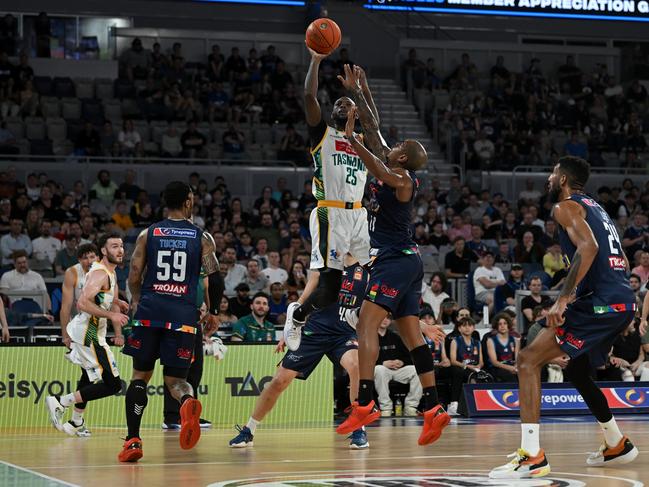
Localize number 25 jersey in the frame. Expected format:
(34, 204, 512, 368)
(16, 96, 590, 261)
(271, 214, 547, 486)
(135, 218, 202, 329)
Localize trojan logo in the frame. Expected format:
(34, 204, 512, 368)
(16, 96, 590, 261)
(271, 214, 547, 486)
(225, 372, 273, 397)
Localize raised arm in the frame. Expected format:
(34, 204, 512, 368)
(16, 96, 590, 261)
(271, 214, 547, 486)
(357, 66, 380, 125)
(547, 200, 599, 327)
(127, 229, 148, 310)
(304, 47, 327, 127)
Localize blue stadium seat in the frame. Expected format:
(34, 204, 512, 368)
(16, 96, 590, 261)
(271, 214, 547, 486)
(33, 76, 53, 96)
(53, 77, 76, 98)
(81, 99, 105, 126)
(11, 298, 46, 327)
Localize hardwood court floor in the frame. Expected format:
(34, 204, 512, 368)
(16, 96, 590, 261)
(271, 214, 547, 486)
(0, 417, 647, 486)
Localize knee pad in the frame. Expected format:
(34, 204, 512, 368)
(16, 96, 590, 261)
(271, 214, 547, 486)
(410, 344, 435, 375)
(313, 268, 342, 308)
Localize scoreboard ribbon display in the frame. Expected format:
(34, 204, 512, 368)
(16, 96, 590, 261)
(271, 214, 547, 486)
(463, 382, 649, 416)
(365, 0, 649, 22)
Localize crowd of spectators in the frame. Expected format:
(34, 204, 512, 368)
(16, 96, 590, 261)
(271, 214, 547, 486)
(402, 49, 649, 170)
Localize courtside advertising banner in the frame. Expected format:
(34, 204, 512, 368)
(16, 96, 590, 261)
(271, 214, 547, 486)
(0, 345, 332, 431)
(464, 382, 649, 416)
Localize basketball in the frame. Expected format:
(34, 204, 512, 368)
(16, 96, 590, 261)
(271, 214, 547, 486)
(305, 18, 341, 55)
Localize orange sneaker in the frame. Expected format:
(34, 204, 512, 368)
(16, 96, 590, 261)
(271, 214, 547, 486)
(118, 437, 143, 463)
(336, 400, 381, 435)
(179, 397, 202, 450)
(418, 405, 451, 446)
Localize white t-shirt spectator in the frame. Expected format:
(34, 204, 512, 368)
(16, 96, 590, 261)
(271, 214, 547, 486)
(118, 129, 141, 150)
(474, 138, 495, 160)
(473, 265, 505, 296)
(0, 269, 48, 294)
(224, 263, 247, 297)
(262, 266, 288, 287)
(420, 283, 449, 319)
(31, 236, 62, 264)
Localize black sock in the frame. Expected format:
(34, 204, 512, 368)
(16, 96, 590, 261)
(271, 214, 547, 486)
(125, 380, 148, 440)
(422, 386, 439, 411)
(358, 380, 375, 406)
(292, 302, 315, 323)
(180, 394, 192, 405)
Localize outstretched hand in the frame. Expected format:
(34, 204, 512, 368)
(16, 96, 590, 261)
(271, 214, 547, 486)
(345, 106, 357, 140)
(355, 65, 369, 90)
(337, 63, 361, 92)
(306, 44, 328, 62)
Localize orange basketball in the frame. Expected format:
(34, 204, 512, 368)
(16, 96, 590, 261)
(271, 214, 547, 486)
(305, 18, 341, 55)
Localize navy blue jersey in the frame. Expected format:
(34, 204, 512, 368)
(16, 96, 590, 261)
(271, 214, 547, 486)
(134, 219, 203, 330)
(454, 336, 480, 365)
(367, 171, 418, 254)
(489, 335, 516, 365)
(303, 264, 368, 336)
(556, 193, 634, 311)
(425, 336, 444, 365)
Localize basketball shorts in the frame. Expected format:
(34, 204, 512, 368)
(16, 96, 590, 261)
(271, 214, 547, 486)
(309, 206, 370, 270)
(365, 249, 424, 319)
(555, 298, 636, 367)
(122, 326, 197, 372)
(66, 341, 119, 383)
(281, 333, 358, 380)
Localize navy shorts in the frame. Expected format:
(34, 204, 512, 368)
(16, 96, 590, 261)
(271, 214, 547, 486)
(366, 250, 423, 319)
(556, 299, 636, 367)
(281, 334, 358, 380)
(122, 326, 197, 373)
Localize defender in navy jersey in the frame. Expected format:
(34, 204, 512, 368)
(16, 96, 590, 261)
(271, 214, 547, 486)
(118, 182, 224, 463)
(491, 157, 638, 480)
(229, 257, 371, 449)
(333, 69, 448, 448)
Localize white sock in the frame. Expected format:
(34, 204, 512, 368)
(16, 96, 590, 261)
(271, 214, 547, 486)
(599, 417, 623, 447)
(246, 417, 260, 435)
(72, 409, 84, 425)
(521, 423, 540, 456)
(59, 393, 76, 408)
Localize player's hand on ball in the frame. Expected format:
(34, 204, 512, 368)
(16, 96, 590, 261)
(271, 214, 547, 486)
(306, 44, 327, 61)
(546, 297, 567, 328)
(110, 312, 130, 327)
(337, 63, 360, 92)
(202, 314, 221, 337)
(275, 339, 286, 354)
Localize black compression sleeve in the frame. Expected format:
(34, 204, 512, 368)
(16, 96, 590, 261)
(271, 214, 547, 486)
(207, 271, 225, 315)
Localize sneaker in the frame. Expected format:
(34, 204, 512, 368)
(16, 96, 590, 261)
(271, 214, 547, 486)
(62, 419, 90, 437)
(229, 425, 254, 448)
(179, 397, 202, 450)
(336, 400, 381, 435)
(283, 302, 304, 351)
(45, 396, 66, 432)
(161, 422, 181, 430)
(447, 401, 459, 416)
(489, 449, 551, 479)
(380, 409, 393, 418)
(404, 406, 419, 417)
(418, 405, 451, 446)
(199, 418, 212, 429)
(118, 437, 143, 463)
(349, 428, 369, 449)
(586, 436, 638, 466)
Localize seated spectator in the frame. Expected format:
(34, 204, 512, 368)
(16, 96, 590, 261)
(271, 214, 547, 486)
(598, 320, 644, 381)
(112, 200, 134, 232)
(0, 250, 50, 310)
(495, 241, 513, 264)
(473, 252, 506, 312)
(285, 260, 307, 295)
(278, 125, 306, 164)
(161, 126, 182, 158)
(543, 241, 567, 288)
(447, 214, 471, 241)
(375, 317, 422, 417)
(251, 237, 269, 269)
(1, 219, 32, 266)
(222, 246, 247, 297)
(53, 193, 79, 225)
(473, 132, 495, 167)
(448, 317, 483, 416)
(521, 276, 552, 333)
(118, 120, 143, 157)
(428, 221, 449, 249)
(486, 314, 518, 383)
(268, 281, 288, 324)
(261, 250, 288, 286)
(31, 220, 60, 265)
(563, 131, 588, 159)
(229, 282, 252, 319)
(216, 295, 238, 331)
(236, 232, 255, 261)
(222, 124, 245, 158)
(422, 310, 451, 387)
(0, 121, 18, 155)
(116, 169, 141, 202)
(231, 292, 275, 342)
(75, 122, 100, 156)
(54, 234, 79, 275)
(437, 298, 460, 326)
(514, 231, 545, 264)
(181, 121, 207, 159)
(207, 82, 229, 122)
(515, 212, 543, 242)
(421, 272, 450, 320)
(119, 37, 150, 80)
(445, 237, 473, 279)
(100, 121, 117, 157)
(631, 251, 649, 285)
(498, 263, 526, 311)
(89, 170, 118, 207)
(243, 258, 268, 293)
(622, 212, 648, 257)
(208, 44, 225, 81)
(466, 225, 489, 259)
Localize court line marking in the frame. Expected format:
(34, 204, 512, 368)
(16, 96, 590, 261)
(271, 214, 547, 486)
(0, 460, 81, 487)
(19, 450, 649, 470)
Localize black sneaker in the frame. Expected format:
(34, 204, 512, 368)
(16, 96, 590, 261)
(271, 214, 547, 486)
(199, 418, 212, 429)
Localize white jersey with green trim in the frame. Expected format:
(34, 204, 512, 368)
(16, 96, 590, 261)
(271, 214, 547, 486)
(66, 261, 116, 347)
(311, 126, 367, 202)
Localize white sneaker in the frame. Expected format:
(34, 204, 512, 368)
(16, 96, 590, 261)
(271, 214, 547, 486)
(283, 302, 304, 351)
(586, 436, 638, 466)
(62, 419, 91, 437)
(45, 396, 66, 432)
(403, 406, 419, 417)
(489, 449, 551, 479)
(446, 402, 459, 416)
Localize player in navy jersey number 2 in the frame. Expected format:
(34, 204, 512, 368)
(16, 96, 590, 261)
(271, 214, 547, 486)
(334, 65, 448, 447)
(118, 182, 224, 463)
(490, 157, 640, 479)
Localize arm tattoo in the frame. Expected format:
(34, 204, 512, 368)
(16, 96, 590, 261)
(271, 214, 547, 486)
(560, 251, 582, 298)
(348, 87, 386, 160)
(202, 232, 220, 275)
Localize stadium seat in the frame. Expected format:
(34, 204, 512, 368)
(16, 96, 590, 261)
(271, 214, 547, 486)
(95, 78, 114, 100)
(53, 77, 76, 98)
(66, 119, 84, 142)
(114, 79, 136, 99)
(5, 117, 24, 139)
(103, 99, 123, 120)
(32, 76, 53, 96)
(25, 117, 46, 140)
(52, 139, 73, 157)
(40, 97, 61, 118)
(81, 99, 105, 126)
(11, 298, 48, 327)
(120, 98, 141, 118)
(143, 141, 160, 155)
(254, 127, 273, 145)
(74, 77, 94, 99)
(46, 117, 67, 141)
(29, 139, 54, 159)
(61, 98, 82, 120)
(15, 138, 29, 155)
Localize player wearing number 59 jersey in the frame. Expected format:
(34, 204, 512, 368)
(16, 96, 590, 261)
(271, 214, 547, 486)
(119, 181, 224, 463)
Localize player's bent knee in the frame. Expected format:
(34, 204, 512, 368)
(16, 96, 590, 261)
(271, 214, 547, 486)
(313, 268, 342, 307)
(410, 344, 435, 375)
